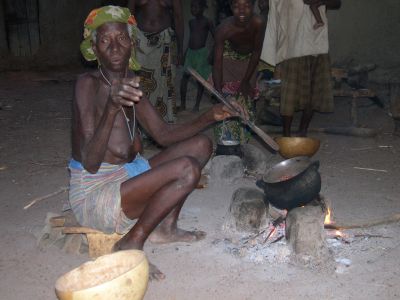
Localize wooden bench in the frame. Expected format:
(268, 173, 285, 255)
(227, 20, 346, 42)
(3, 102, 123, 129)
(50, 215, 123, 258)
(331, 67, 379, 127)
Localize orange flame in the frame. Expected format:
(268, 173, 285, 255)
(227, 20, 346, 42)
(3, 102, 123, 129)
(324, 208, 343, 237)
(324, 207, 332, 224)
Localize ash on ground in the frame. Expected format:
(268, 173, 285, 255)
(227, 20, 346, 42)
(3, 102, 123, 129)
(213, 220, 291, 264)
(325, 225, 397, 274)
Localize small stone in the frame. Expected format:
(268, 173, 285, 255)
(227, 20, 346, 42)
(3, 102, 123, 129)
(286, 205, 330, 260)
(241, 144, 270, 174)
(223, 187, 268, 234)
(335, 258, 352, 266)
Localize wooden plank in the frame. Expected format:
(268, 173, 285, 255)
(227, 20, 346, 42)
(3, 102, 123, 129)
(62, 226, 105, 234)
(49, 216, 66, 227)
(49, 212, 79, 228)
(333, 88, 376, 98)
(331, 68, 348, 80)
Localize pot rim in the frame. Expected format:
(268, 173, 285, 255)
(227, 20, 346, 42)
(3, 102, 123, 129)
(262, 156, 316, 184)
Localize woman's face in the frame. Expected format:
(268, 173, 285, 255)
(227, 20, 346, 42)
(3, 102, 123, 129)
(231, 0, 254, 26)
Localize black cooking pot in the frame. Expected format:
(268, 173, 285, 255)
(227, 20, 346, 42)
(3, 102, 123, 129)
(215, 141, 243, 158)
(256, 156, 321, 210)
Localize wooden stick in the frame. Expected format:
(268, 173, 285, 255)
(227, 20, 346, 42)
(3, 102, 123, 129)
(324, 213, 400, 230)
(187, 67, 280, 151)
(310, 127, 379, 137)
(30, 160, 65, 167)
(354, 234, 392, 239)
(353, 167, 388, 173)
(23, 187, 68, 210)
(49, 216, 66, 227)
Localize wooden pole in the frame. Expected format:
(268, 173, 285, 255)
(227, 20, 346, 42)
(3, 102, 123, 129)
(324, 213, 400, 230)
(187, 67, 280, 151)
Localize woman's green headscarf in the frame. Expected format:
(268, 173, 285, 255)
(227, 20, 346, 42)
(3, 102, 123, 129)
(80, 5, 140, 70)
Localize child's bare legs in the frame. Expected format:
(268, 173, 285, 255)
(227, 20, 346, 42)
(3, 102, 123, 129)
(180, 73, 205, 112)
(192, 82, 204, 112)
(282, 115, 293, 137)
(298, 109, 313, 137)
(310, 4, 324, 29)
(282, 109, 313, 137)
(179, 72, 190, 111)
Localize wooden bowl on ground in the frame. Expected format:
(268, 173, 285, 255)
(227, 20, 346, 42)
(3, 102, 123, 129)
(275, 137, 320, 158)
(55, 250, 149, 300)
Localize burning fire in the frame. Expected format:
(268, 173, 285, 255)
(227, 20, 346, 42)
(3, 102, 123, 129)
(324, 207, 344, 238)
(324, 207, 332, 225)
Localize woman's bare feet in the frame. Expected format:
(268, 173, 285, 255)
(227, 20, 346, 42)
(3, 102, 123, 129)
(112, 241, 166, 281)
(112, 236, 142, 252)
(148, 227, 206, 244)
(149, 262, 166, 281)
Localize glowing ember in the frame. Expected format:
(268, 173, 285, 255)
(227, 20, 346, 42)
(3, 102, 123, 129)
(279, 175, 292, 181)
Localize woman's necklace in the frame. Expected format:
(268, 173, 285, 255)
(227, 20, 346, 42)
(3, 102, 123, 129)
(99, 67, 136, 142)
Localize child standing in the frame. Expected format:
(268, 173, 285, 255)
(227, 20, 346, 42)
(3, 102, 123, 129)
(212, 0, 266, 144)
(180, 0, 214, 112)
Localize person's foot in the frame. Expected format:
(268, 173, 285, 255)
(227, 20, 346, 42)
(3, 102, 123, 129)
(112, 242, 166, 280)
(112, 237, 142, 252)
(192, 106, 199, 113)
(149, 262, 166, 281)
(148, 228, 206, 244)
(313, 22, 324, 30)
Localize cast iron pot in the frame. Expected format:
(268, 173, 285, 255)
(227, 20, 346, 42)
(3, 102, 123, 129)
(256, 156, 321, 210)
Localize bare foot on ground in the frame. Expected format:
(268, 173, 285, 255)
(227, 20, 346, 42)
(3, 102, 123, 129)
(148, 228, 206, 244)
(112, 241, 166, 281)
(112, 237, 140, 252)
(149, 262, 166, 281)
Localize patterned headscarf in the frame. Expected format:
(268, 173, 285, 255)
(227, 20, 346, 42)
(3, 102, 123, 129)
(80, 6, 140, 70)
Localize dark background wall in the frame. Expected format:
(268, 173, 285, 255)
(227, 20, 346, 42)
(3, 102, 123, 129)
(0, 0, 7, 56)
(0, 0, 399, 82)
(328, 0, 400, 81)
(0, 0, 103, 70)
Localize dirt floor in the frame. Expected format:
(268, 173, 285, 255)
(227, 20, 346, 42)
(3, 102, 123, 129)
(1, 69, 400, 300)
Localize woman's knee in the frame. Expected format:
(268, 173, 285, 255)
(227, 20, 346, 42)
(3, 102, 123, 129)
(178, 156, 201, 187)
(194, 134, 213, 156)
